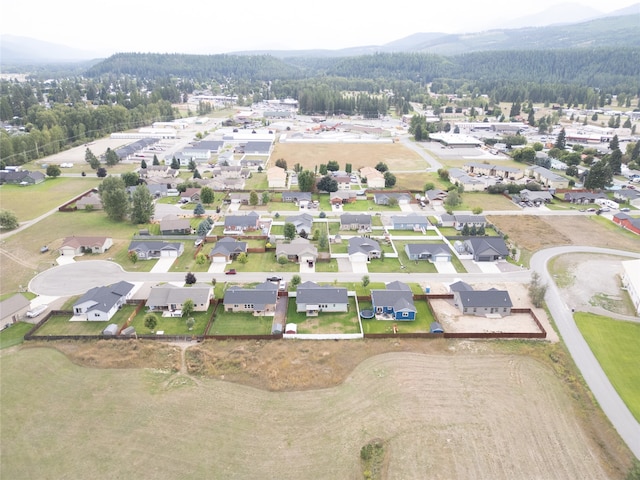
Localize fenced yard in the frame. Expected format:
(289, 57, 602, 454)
(359, 300, 435, 334)
(31, 306, 137, 336)
(286, 297, 361, 334)
(129, 305, 213, 335)
(208, 305, 274, 335)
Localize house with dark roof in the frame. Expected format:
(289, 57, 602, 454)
(223, 211, 261, 234)
(276, 238, 318, 264)
(404, 243, 451, 262)
(76, 192, 103, 210)
(128, 241, 184, 260)
(0, 170, 46, 185)
(295, 281, 348, 316)
(452, 214, 486, 231)
(59, 236, 113, 256)
(160, 216, 192, 235)
(463, 237, 509, 262)
(73, 281, 135, 321)
(146, 284, 212, 314)
(348, 237, 381, 262)
(330, 191, 357, 204)
(281, 191, 312, 204)
(243, 141, 273, 155)
(425, 189, 448, 205)
(285, 213, 313, 235)
(392, 214, 429, 230)
(613, 189, 640, 207)
(373, 192, 411, 205)
(453, 286, 513, 317)
(564, 191, 607, 205)
(223, 282, 278, 315)
(612, 213, 640, 235)
(180, 188, 201, 203)
(340, 214, 371, 231)
(208, 238, 247, 262)
(371, 281, 416, 321)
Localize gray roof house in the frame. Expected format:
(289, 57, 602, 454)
(223, 282, 278, 315)
(340, 214, 372, 231)
(392, 214, 429, 230)
(128, 241, 184, 259)
(209, 238, 247, 262)
(73, 281, 135, 321)
(371, 281, 416, 321)
(348, 237, 381, 261)
(296, 281, 348, 315)
(0, 170, 46, 185)
(452, 214, 486, 231)
(285, 213, 313, 235)
(463, 237, 509, 262)
(282, 191, 312, 203)
(404, 243, 451, 262)
(0, 293, 31, 327)
(276, 238, 318, 264)
(147, 284, 212, 314)
(160, 216, 192, 235)
(453, 287, 513, 317)
(373, 192, 411, 205)
(223, 211, 260, 234)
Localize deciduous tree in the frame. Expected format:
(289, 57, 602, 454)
(99, 176, 129, 221)
(131, 184, 154, 224)
(46, 164, 61, 178)
(284, 222, 296, 240)
(297, 170, 315, 192)
(0, 209, 19, 230)
(200, 186, 214, 204)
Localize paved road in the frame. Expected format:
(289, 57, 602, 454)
(530, 246, 640, 459)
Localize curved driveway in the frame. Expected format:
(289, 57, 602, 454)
(29, 247, 640, 458)
(530, 246, 640, 459)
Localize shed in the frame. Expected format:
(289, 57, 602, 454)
(430, 321, 444, 334)
(102, 323, 118, 335)
(272, 323, 283, 335)
(121, 326, 136, 336)
(285, 323, 297, 334)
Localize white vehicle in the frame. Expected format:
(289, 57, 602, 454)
(26, 304, 48, 318)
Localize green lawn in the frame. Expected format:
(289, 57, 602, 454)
(456, 192, 518, 211)
(208, 305, 274, 335)
(243, 173, 269, 190)
(286, 297, 360, 334)
(342, 199, 401, 212)
(0, 322, 34, 349)
(390, 229, 439, 237)
(32, 306, 137, 336)
(169, 244, 211, 273)
(360, 299, 435, 334)
(366, 257, 403, 273)
(270, 225, 284, 235)
(314, 259, 339, 272)
(228, 252, 300, 273)
(130, 306, 213, 335)
(575, 313, 640, 422)
(0, 177, 101, 221)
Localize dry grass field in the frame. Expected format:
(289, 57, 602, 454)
(270, 143, 428, 172)
(1, 340, 633, 480)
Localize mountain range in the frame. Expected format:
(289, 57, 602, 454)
(1, 3, 638, 64)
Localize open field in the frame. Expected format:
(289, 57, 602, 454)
(270, 143, 428, 172)
(0, 177, 101, 221)
(575, 312, 640, 422)
(0, 343, 633, 479)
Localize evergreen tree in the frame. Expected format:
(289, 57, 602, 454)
(249, 191, 259, 206)
(141, 159, 147, 169)
(284, 222, 296, 240)
(193, 168, 201, 179)
(297, 170, 315, 192)
(171, 157, 180, 169)
(584, 160, 612, 189)
(200, 186, 214, 204)
(608, 149, 622, 175)
(554, 128, 566, 150)
(609, 134, 619, 151)
(105, 148, 119, 166)
(193, 203, 205, 216)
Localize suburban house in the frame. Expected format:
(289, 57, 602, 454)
(128, 241, 184, 259)
(282, 191, 312, 204)
(621, 259, 640, 315)
(564, 192, 607, 205)
(404, 243, 452, 262)
(146, 284, 212, 315)
(373, 192, 411, 205)
(180, 188, 201, 203)
(612, 213, 640, 235)
(267, 166, 287, 188)
(0, 294, 31, 328)
(448, 168, 486, 192)
(438, 214, 487, 231)
(0, 169, 46, 185)
(138, 165, 178, 178)
(208, 237, 248, 262)
(73, 281, 135, 321)
(463, 237, 509, 262)
(359, 166, 385, 189)
(334, 175, 351, 190)
(59, 236, 113, 256)
(285, 213, 313, 235)
(464, 162, 523, 180)
(371, 281, 416, 321)
(330, 191, 357, 204)
(243, 140, 273, 155)
(76, 192, 103, 210)
(452, 283, 513, 317)
(296, 281, 348, 316)
(425, 189, 448, 206)
(340, 214, 372, 231)
(613, 189, 640, 208)
(223, 282, 278, 316)
(160, 216, 192, 235)
(391, 214, 429, 230)
(348, 237, 381, 262)
(516, 189, 554, 204)
(223, 211, 261, 234)
(276, 238, 318, 265)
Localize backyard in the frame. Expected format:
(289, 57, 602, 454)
(286, 297, 360, 334)
(129, 305, 213, 336)
(209, 305, 274, 335)
(357, 299, 435, 334)
(30, 305, 137, 336)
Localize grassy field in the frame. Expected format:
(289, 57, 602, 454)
(575, 312, 640, 422)
(0, 345, 628, 479)
(208, 305, 274, 335)
(0, 177, 101, 221)
(0, 322, 33, 349)
(270, 143, 429, 173)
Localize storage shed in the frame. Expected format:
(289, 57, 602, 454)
(102, 324, 118, 336)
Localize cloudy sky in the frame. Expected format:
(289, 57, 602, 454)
(1, 0, 638, 56)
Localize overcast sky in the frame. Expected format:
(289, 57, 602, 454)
(1, 0, 638, 56)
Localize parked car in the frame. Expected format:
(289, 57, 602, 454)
(225, 269, 237, 275)
(26, 305, 48, 318)
(267, 276, 282, 282)
(621, 207, 631, 212)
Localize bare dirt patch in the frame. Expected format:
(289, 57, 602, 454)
(270, 142, 427, 172)
(488, 215, 640, 254)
